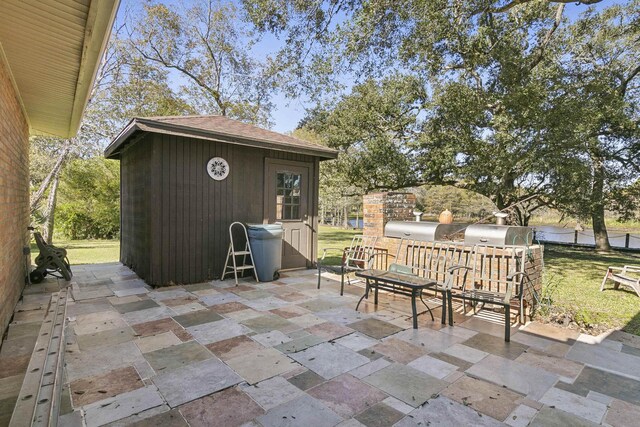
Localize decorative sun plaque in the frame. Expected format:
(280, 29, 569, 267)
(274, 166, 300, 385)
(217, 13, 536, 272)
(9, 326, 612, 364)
(206, 157, 229, 180)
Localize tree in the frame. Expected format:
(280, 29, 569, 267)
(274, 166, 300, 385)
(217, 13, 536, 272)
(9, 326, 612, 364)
(129, 0, 275, 125)
(543, 3, 640, 251)
(56, 158, 120, 240)
(246, 0, 639, 251)
(412, 185, 497, 221)
(302, 75, 428, 193)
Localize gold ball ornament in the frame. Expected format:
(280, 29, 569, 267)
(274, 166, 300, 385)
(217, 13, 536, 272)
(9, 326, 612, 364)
(439, 209, 453, 224)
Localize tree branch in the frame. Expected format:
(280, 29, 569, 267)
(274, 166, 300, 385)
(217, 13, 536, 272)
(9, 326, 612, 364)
(620, 64, 640, 96)
(134, 44, 226, 113)
(529, 4, 564, 70)
(493, 0, 602, 14)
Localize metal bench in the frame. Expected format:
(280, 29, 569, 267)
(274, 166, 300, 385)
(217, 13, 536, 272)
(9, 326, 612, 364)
(445, 244, 530, 342)
(354, 239, 472, 328)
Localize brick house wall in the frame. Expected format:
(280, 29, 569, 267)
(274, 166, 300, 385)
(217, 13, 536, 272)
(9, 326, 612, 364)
(0, 54, 30, 335)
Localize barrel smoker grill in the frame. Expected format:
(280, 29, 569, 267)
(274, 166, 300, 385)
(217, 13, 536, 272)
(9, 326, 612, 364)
(384, 221, 466, 241)
(464, 224, 532, 246)
(384, 221, 532, 246)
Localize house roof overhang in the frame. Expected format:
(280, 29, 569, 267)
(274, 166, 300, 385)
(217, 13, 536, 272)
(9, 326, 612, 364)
(0, 0, 120, 138)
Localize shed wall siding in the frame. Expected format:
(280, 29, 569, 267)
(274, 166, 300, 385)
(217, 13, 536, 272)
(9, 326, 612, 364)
(120, 135, 152, 281)
(0, 56, 30, 334)
(120, 133, 317, 286)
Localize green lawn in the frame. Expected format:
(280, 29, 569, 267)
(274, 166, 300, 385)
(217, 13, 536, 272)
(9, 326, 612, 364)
(31, 239, 120, 265)
(317, 225, 360, 265)
(38, 227, 640, 335)
(543, 245, 640, 335)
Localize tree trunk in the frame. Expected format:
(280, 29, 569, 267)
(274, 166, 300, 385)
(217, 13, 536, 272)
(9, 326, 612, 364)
(511, 206, 531, 226)
(42, 174, 60, 244)
(30, 140, 72, 214)
(343, 204, 349, 229)
(591, 158, 611, 251)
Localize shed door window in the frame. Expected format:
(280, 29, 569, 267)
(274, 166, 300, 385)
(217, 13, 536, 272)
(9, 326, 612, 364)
(276, 172, 301, 220)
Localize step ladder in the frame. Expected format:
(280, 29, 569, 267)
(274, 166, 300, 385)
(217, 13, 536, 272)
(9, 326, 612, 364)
(222, 222, 259, 285)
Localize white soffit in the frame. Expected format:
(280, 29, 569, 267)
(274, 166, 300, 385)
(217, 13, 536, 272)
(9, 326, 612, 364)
(0, 0, 119, 138)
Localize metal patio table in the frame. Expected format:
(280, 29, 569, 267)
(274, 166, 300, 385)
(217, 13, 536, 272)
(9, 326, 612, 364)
(355, 269, 442, 329)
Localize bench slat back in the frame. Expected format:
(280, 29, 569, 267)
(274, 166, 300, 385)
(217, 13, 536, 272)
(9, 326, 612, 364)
(392, 239, 472, 285)
(465, 244, 527, 296)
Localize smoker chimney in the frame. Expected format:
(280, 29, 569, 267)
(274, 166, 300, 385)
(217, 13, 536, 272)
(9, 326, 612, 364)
(494, 212, 509, 226)
(413, 210, 423, 222)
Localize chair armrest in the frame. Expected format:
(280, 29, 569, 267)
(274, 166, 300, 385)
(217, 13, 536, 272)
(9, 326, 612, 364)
(442, 265, 472, 290)
(318, 247, 350, 262)
(369, 252, 395, 261)
(447, 265, 472, 274)
(506, 272, 530, 300)
(506, 272, 529, 281)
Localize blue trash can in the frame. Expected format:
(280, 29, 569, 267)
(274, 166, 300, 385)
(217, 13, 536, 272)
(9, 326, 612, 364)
(247, 223, 283, 281)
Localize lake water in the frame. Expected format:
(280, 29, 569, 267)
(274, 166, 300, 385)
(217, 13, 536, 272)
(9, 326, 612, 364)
(532, 225, 640, 249)
(348, 219, 364, 229)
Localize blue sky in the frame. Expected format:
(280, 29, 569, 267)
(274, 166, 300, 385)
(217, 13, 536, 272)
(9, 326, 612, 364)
(119, 0, 623, 133)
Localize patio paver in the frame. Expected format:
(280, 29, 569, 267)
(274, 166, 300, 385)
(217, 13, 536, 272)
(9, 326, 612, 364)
(225, 347, 300, 384)
(348, 318, 403, 340)
(289, 342, 370, 379)
(256, 394, 343, 427)
(3, 263, 640, 426)
(354, 402, 404, 427)
(143, 340, 212, 372)
(152, 357, 242, 407)
(555, 365, 640, 406)
(441, 375, 522, 421)
(395, 396, 504, 427)
(83, 386, 164, 427)
(69, 366, 143, 407)
(307, 373, 387, 418)
(529, 406, 599, 427)
(287, 369, 326, 391)
(179, 386, 264, 427)
(243, 376, 304, 410)
(466, 354, 559, 400)
(363, 363, 448, 407)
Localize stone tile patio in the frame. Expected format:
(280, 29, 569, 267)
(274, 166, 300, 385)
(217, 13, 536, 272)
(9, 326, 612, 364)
(1, 262, 640, 426)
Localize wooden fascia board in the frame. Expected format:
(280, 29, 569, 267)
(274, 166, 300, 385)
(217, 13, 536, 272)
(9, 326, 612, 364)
(136, 119, 339, 159)
(68, 0, 120, 138)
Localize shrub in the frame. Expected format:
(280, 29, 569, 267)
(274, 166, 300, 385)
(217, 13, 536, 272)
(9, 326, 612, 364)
(57, 157, 120, 239)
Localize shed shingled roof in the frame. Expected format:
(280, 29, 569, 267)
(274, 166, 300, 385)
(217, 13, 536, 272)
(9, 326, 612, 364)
(104, 115, 338, 159)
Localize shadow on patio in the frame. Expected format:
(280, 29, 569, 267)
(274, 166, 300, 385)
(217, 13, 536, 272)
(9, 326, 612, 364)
(1, 263, 639, 426)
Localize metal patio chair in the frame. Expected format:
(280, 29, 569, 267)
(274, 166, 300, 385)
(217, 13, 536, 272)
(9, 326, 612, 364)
(317, 235, 379, 295)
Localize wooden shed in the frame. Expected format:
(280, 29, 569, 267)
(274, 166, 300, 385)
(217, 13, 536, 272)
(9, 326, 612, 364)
(104, 115, 337, 286)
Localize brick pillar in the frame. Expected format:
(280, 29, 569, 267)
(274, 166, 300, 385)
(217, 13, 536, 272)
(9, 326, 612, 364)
(363, 192, 416, 238)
